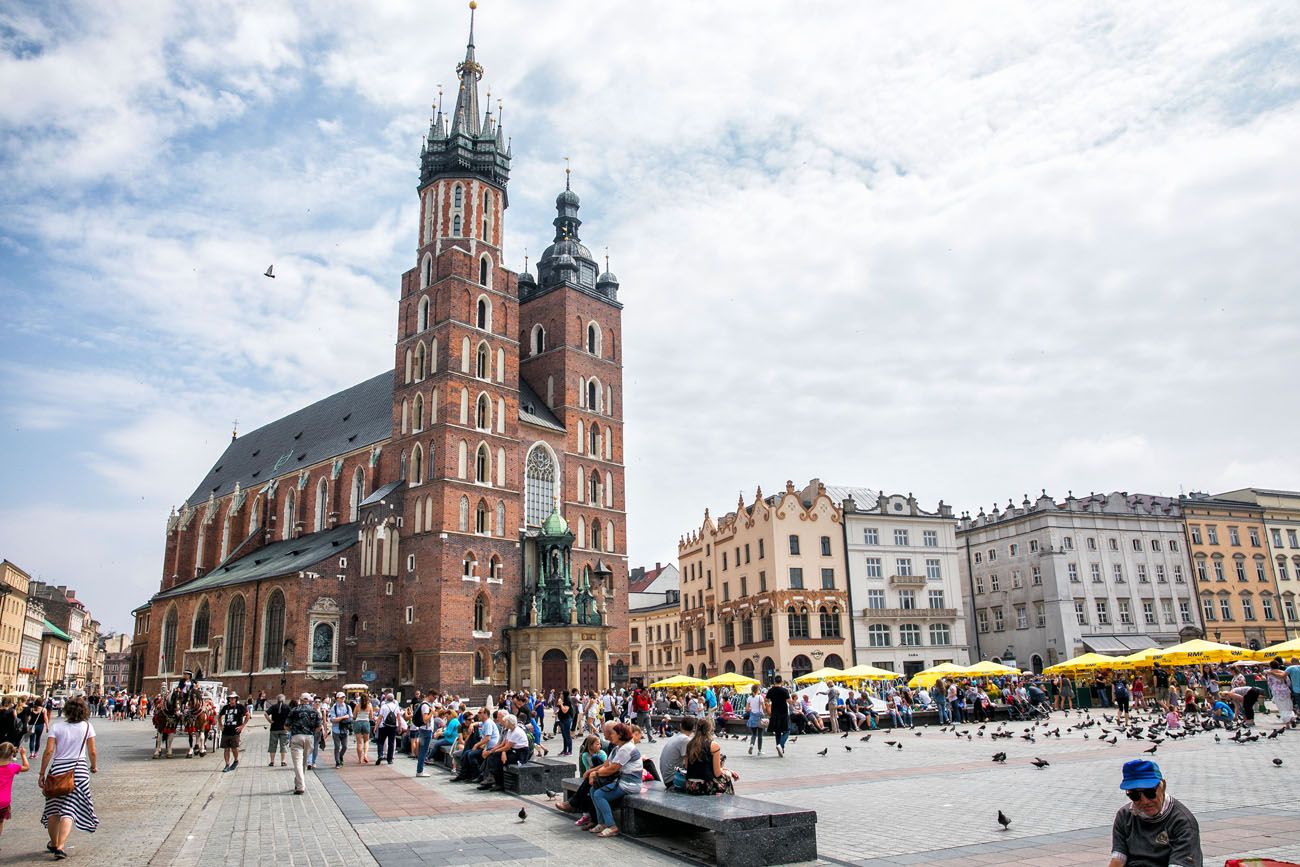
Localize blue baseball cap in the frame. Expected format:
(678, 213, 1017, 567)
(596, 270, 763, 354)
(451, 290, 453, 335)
(1120, 759, 1163, 790)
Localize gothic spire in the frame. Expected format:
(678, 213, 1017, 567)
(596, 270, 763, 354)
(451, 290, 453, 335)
(451, 1, 482, 136)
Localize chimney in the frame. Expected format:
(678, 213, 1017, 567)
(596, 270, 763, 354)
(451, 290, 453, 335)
(655, 562, 662, 571)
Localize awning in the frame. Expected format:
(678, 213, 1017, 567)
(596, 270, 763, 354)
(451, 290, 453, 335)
(1083, 635, 1160, 654)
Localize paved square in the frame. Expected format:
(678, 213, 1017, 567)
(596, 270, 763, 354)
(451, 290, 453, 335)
(3, 711, 1299, 866)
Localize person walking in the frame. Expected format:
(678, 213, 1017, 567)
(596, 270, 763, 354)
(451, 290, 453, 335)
(23, 699, 47, 757)
(745, 685, 766, 756)
(329, 693, 353, 768)
(265, 694, 290, 767)
(1264, 658, 1296, 725)
(218, 694, 249, 773)
(353, 694, 374, 764)
(286, 695, 323, 795)
(0, 699, 22, 750)
(375, 691, 403, 765)
(631, 687, 655, 743)
(765, 676, 792, 757)
(0, 741, 31, 835)
(39, 695, 98, 859)
(557, 691, 575, 756)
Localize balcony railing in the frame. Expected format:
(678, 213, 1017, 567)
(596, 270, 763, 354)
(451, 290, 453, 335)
(889, 574, 927, 587)
(861, 607, 958, 620)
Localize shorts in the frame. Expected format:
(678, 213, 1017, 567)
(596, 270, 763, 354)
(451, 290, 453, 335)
(220, 733, 241, 750)
(353, 720, 371, 736)
(1115, 696, 1130, 713)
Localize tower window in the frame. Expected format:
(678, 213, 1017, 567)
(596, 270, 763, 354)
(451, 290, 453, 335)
(453, 185, 463, 208)
(476, 296, 491, 331)
(587, 322, 602, 356)
(479, 257, 489, 286)
(453, 215, 461, 235)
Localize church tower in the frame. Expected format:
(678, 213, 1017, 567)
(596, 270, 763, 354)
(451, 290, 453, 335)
(384, 1, 521, 692)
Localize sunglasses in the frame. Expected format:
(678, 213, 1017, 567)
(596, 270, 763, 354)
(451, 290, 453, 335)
(1126, 786, 1160, 802)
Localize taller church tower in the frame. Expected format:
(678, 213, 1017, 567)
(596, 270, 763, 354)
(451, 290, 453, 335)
(382, 2, 521, 692)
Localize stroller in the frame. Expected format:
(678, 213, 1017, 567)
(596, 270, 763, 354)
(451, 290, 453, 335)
(1007, 694, 1051, 722)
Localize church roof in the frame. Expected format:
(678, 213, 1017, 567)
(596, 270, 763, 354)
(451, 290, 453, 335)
(155, 522, 359, 600)
(518, 378, 565, 432)
(186, 371, 393, 507)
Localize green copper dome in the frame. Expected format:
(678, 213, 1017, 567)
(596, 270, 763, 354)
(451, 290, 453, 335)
(541, 508, 569, 536)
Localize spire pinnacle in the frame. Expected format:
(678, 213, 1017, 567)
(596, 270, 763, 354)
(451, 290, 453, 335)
(564, 156, 571, 190)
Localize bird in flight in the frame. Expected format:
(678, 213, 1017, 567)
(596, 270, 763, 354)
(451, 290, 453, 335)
(264, 265, 275, 278)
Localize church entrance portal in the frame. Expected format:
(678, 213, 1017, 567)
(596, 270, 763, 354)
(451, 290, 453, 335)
(542, 649, 568, 693)
(579, 649, 598, 693)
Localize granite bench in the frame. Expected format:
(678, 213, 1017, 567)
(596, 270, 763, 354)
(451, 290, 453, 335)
(504, 756, 575, 795)
(561, 777, 816, 866)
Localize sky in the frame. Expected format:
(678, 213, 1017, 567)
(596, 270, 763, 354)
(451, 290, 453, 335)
(2, 1, 1299, 634)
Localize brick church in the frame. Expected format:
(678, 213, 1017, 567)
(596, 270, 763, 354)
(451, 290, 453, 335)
(131, 7, 629, 700)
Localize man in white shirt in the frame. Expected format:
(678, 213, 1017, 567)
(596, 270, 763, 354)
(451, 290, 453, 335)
(601, 691, 615, 722)
(375, 691, 404, 766)
(453, 708, 500, 783)
(479, 714, 529, 792)
(412, 691, 435, 777)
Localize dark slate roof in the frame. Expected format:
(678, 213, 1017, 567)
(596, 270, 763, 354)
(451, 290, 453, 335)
(155, 523, 359, 600)
(186, 371, 393, 507)
(360, 480, 403, 508)
(518, 377, 565, 432)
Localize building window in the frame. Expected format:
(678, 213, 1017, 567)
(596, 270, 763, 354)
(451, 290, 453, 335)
(1091, 563, 1102, 583)
(894, 529, 910, 546)
(1235, 559, 1247, 582)
(1202, 596, 1216, 622)
(788, 535, 800, 555)
(928, 589, 945, 609)
(1156, 564, 1166, 583)
(225, 596, 246, 672)
(1087, 537, 1097, 551)
(819, 607, 841, 638)
(1031, 566, 1042, 586)
(1068, 563, 1079, 582)
(261, 590, 286, 669)
(741, 617, 754, 644)
(1174, 564, 1185, 583)
(899, 590, 916, 610)
(990, 573, 1000, 592)
(788, 567, 803, 589)
(1137, 564, 1148, 583)
(929, 623, 951, 645)
(993, 607, 1005, 631)
(1214, 559, 1226, 581)
(1219, 597, 1232, 620)
(926, 559, 942, 579)
(863, 528, 879, 545)
(1015, 606, 1028, 629)
(899, 623, 922, 646)
(820, 568, 835, 589)
(820, 536, 832, 556)
(1064, 536, 1074, 550)
(1132, 538, 1143, 552)
(1242, 596, 1256, 621)
(1029, 539, 1039, 553)
(1035, 601, 1046, 627)
(1179, 601, 1193, 624)
(1095, 600, 1109, 625)
(474, 594, 488, 632)
(787, 607, 809, 639)
(1229, 527, 1241, 546)
(1009, 543, 1019, 556)
(867, 589, 885, 609)
(1142, 601, 1155, 625)
(896, 558, 913, 577)
(311, 623, 335, 666)
(1191, 526, 1203, 544)
(1113, 564, 1125, 583)
(923, 530, 938, 547)
(192, 601, 210, 649)
(1256, 559, 1268, 582)
(405, 606, 414, 624)
(761, 613, 773, 641)
(1118, 599, 1132, 625)
(1207, 526, 1219, 545)
(758, 539, 765, 559)
(160, 607, 178, 674)
(479, 257, 489, 286)
(1074, 600, 1087, 625)
(868, 624, 892, 646)
(975, 575, 984, 594)
(865, 557, 882, 578)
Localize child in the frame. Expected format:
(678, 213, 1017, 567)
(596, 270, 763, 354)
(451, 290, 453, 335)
(1165, 708, 1182, 732)
(0, 742, 30, 834)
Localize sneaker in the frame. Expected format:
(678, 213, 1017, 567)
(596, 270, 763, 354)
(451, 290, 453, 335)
(221, 764, 231, 773)
(268, 761, 275, 767)
(231, 760, 239, 770)
(415, 772, 429, 778)
(575, 815, 592, 828)
(776, 745, 784, 757)
(747, 745, 753, 755)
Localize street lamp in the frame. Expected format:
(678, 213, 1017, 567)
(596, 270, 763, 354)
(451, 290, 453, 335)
(1214, 630, 1222, 643)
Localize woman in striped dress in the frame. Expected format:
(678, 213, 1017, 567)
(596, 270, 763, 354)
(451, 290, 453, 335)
(38, 696, 98, 859)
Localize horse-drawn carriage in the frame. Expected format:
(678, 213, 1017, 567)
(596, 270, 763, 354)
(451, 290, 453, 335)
(152, 682, 221, 759)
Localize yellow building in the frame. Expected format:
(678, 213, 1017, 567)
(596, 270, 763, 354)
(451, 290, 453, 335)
(39, 620, 71, 694)
(1217, 488, 1300, 635)
(628, 562, 681, 686)
(678, 480, 851, 683)
(0, 561, 31, 694)
(1182, 493, 1288, 648)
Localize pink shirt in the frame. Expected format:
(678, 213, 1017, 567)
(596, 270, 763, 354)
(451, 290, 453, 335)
(0, 762, 22, 808)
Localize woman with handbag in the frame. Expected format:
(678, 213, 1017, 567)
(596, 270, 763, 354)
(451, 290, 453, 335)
(39, 695, 98, 859)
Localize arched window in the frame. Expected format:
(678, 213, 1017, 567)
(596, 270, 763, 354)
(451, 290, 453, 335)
(225, 596, 246, 671)
(605, 520, 615, 552)
(825, 653, 844, 670)
(741, 658, 755, 679)
(590, 423, 600, 456)
(587, 379, 599, 413)
(456, 439, 468, 478)
(404, 348, 413, 384)
(530, 324, 546, 356)
(453, 184, 463, 208)
(476, 297, 491, 331)
(350, 468, 365, 521)
(413, 393, 424, 431)
(476, 342, 490, 379)
(899, 623, 922, 646)
(458, 495, 470, 532)
(787, 606, 809, 639)
(410, 444, 424, 486)
(248, 494, 261, 534)
(790, 654, 813, 681)
(474, 649, 487, 680)
(495, 500, 505, 536)
(282, 490, 296, 540)
(476, 443, 490, 483)
(686, 664, 694, 678)
(591, 521, 603, 552)
(417, 295, 430, 329)
(420, 256, 433, 289)
(479, 256, 490, 287)
(476, 393, 491, 430)
(159, 606, 178, 673)
(311, 623, 334, 665)
(463, 552, 476, 578)
(587, 321, 602, 356)
(589, 471, 599, 504)
(474, 594, 488, 632)
(475, 499, 489, 534)
(868, 623, 891, 647)
(489, 553, 502, 580)
(930, 623, 952, 645)
(192, 600, 210, 648)
(724, 659, 736, 673)
(525, 445, 557, 526)
(819, 606, 841, 638)
(414, 341, 426, 381)
(219, 509, 232, 562)
(262, 590, 286, 669)
(605, 472, 614, 507)
(459, 387, 469, 423)
(453, 214, 461, 235)
(314, 477, 328, 531)
(578, 516, 586, 547)
(425, 493, 434, 530)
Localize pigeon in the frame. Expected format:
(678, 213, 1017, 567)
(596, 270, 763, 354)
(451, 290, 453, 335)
(885, 741, 898, 747)
(264, 265, 275, 278)
(1274, 758, 1284, 767)
(860, 734, 872, 742)
(997, 810, 1011, 830)
(845, 746, 852, 752)
(817, 748, 828, 757)
(896, 743, 903, 750)
(992, 752, 1007, 763)
(545, 789, 557, 800)
(1214, 735, 1221, 743)
(915, 731, 923, 737)
(842, 732, 849, 739)
(517, 807, 527, 822)
(1031, 758, 1050, 769)
(1144, 746, 1158, 755)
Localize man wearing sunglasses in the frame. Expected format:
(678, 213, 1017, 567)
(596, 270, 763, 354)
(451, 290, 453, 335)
(1108, 759, 1202, 867)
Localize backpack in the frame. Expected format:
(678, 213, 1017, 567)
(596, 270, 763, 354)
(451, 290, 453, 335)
(412, 702, 427, 728)
(383, 707, 398, 727)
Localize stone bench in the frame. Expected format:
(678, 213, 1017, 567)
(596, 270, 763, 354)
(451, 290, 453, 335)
(561, 777, 816, 866)
(504, 756, 575, 795)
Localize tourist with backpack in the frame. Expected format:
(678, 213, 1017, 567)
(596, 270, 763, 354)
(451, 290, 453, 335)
(376, 691, 404, 765)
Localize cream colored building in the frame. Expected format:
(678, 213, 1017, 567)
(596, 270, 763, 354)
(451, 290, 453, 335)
(678, 480, 851, 684)
(628, 563, 680, 685)
(0, 561, 31, 694)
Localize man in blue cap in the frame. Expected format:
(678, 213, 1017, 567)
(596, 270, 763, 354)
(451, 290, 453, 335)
(1107, 759, 1202, 867)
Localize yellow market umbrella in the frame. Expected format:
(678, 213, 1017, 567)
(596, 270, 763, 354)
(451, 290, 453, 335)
(706, 671, 760, 688)
(793, 666, 845, 685)
(907, 662, 967, 689)
(648, 675, 705, 688)
(1110, 647, 1162, 669)
(1042, 652, 1118, 676)
(1255, 638, 1300, 661)
(963, 660, 1022, 676)
(840, 664, 900, 681)
(1149, 639, 1250, 665)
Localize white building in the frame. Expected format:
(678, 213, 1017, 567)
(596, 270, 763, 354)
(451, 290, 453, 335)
(17, 599, 46, 695)
(836, 487, 970, 680)
(957, 491, 1202, 673)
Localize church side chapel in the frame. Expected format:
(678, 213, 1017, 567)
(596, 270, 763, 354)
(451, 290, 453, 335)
(133, 5, 629, 700)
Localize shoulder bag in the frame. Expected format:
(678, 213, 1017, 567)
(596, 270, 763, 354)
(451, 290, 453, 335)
(43, 724, 89, 798)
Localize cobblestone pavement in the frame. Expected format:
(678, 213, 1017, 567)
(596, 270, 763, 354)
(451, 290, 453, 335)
(4, 710, 1300, 866)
